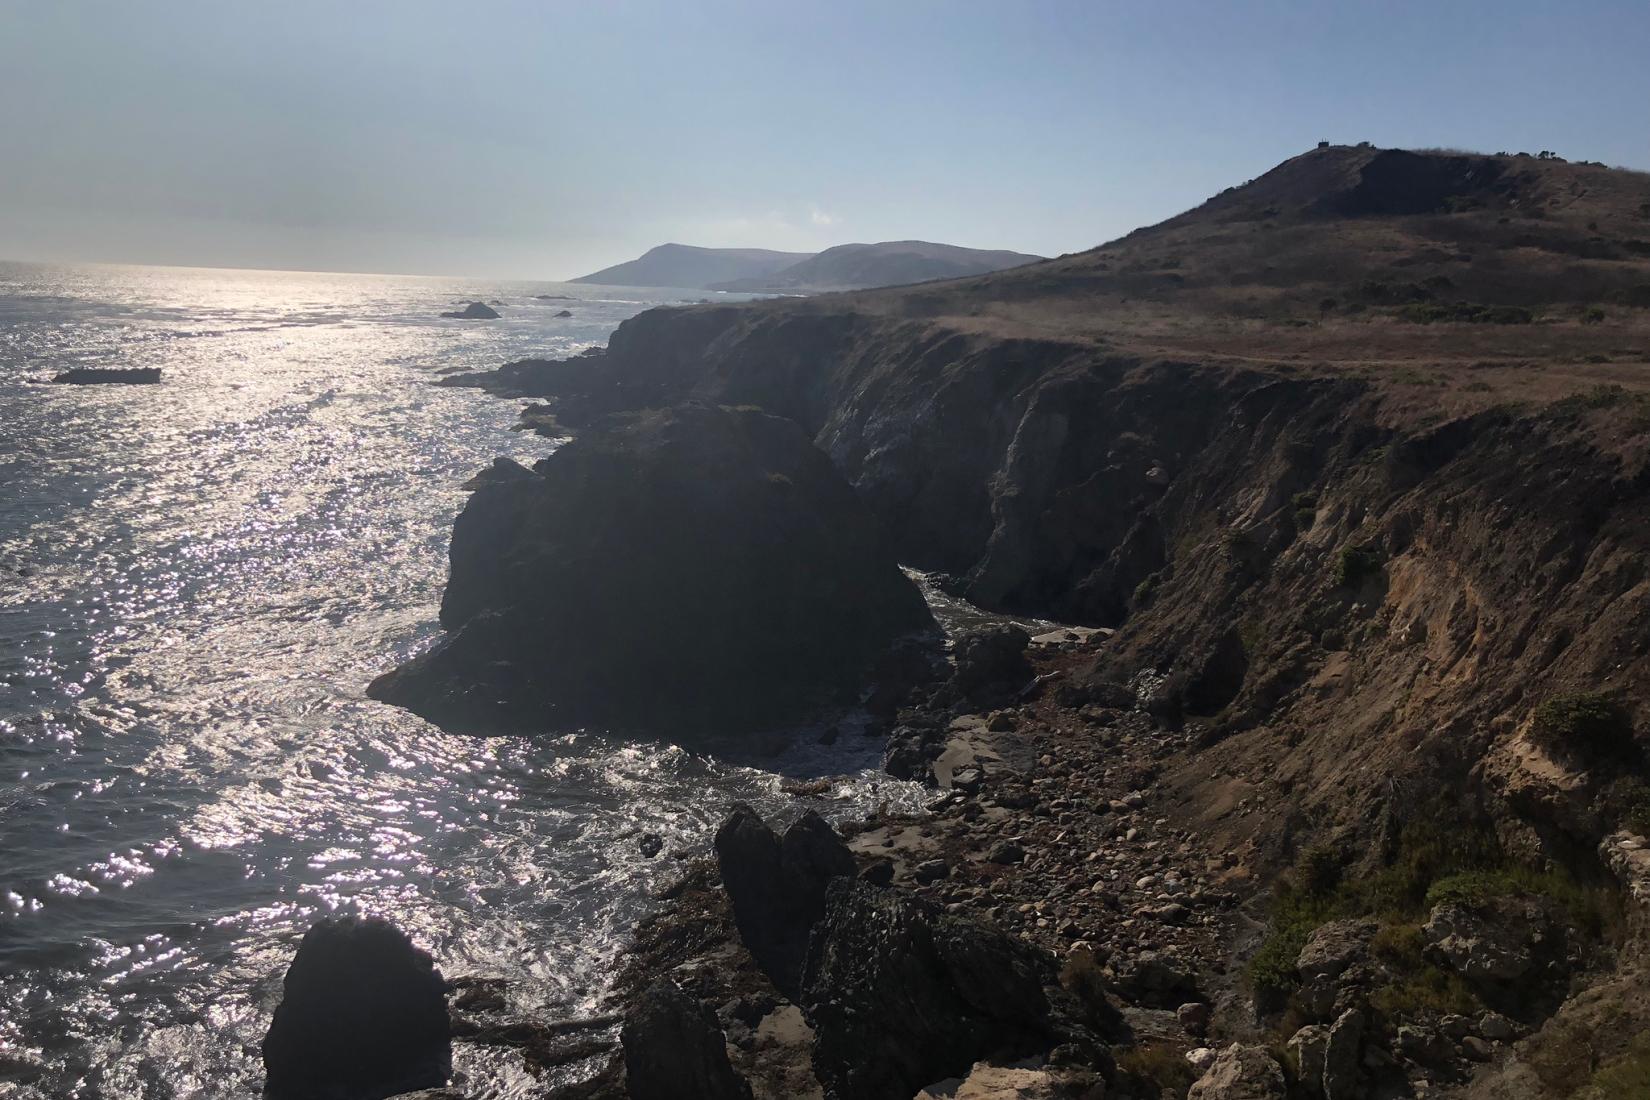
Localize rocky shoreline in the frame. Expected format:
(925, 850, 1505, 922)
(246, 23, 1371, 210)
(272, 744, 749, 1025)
(268, 147, 1650, 1097)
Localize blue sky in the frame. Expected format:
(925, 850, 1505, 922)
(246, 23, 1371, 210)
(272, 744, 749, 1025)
(1, 0, 1646, 278)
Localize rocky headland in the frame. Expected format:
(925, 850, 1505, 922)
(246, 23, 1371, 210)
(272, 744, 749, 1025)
(331, 145, 1650, 1099)
(368, 401, 935, 739)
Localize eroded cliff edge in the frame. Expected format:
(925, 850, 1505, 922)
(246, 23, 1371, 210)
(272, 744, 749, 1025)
(442, 146, 1650, 1096)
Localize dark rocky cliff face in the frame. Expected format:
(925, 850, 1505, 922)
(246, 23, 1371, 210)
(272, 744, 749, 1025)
(580, 303, 1650, 828)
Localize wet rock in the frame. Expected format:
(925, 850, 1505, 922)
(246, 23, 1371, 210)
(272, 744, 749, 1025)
(952, 626, 1033, 699)
(1187, 1043, 1286, 1099)
(52, 367, 162, 384)
(860, 859, 896, 887)
(915, 858, 951, 884)
(802, 879, 1087, 1100)
(555, 309, 573, 318)
(441, 301, 500, 319)
(714, 805, 854, 999)
(369, 404, 936, 736)
(638, 833, 664, 858)
(460, 457, 537, 491)
(262, 916, 451, 1100)
(621, 978, 752, 1100)
(987, 841, 1026, 865)
(1422, 895, 1554, 983)
(884, 723, 947, 782)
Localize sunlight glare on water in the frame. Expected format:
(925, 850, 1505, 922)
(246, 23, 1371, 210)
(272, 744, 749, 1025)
(0, 263, 929, 1097)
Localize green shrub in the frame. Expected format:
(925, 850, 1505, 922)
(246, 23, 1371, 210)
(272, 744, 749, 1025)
(1627, 786, 1650, 836)
(1335, 544, 1382, 588)
(1532, 692, 1633, 759)
(1426, 867, 1615, 939)
(1576, 1033, 1650, 1099)
(1370, 964, 1479, 1018)
(1582, 306, 1607, 324)
(1115, 1043, 1198, 1097)
(1298, 845, 1344, 898)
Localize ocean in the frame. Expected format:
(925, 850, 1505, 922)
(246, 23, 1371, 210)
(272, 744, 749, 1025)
(0, 262, 931, 1097)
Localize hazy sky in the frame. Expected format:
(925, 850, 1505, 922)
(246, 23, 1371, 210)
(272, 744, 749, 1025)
(2, 1, 1647, 279)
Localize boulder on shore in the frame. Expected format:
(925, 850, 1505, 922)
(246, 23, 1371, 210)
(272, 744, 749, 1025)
(441, 301, 500, 319)
(621, 978, 753, 1100)
(801, 878, 1097, 1100)
(369, 402, 936, 737)
(952, 624, 1033, 699)
(262, 916, 450, 1100)
(713, 804, 855, 999)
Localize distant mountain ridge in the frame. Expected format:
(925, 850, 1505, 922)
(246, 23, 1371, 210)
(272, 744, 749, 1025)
(571, 239, 1044, 292)
(570, 244, 812, 291)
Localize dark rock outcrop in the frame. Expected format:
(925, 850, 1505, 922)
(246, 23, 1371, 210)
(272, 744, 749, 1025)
(368, 403, 935, 736)
(441, 301, 500, 319)
(262, 916, 450, 1100)
(801, 879, 1094, 1100)
(458, 456, 536, 491)
(713, 805, 854, 998)
(621, 978, 752, 1100)
(951, 624, 1033, 699)
(52, 367, 162, 384)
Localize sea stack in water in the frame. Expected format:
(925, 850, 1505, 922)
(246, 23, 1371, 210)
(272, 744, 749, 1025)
(369, 402, 935, 737)
(262, 916, 450, 1099)
(441, 301, 499, 319)
(52, 367, 162, 384)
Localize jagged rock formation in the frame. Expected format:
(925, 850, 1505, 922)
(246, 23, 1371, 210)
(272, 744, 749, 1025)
(713, 805, 854, 999)
(369, 402, 935, 736)
(801, 879, 1097, 1100)
(262, 917, 450, 1100)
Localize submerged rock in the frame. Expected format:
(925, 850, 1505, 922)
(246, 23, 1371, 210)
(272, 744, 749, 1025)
(801, 879, 1092, 1100)
(713, 804, 854, 999)
(369, 403, 935, 737)
(621, 978, 752, 1100)
(52, 367, 161, 384)
(441, 301, 500, 319)
(262, 916, 450, 1100)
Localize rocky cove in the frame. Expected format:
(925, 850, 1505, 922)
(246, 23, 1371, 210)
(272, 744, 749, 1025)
(265, 148, 1650, 1099)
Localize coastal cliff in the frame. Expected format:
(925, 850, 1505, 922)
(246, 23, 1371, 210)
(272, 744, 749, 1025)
(436, 146, 1650, 1097)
